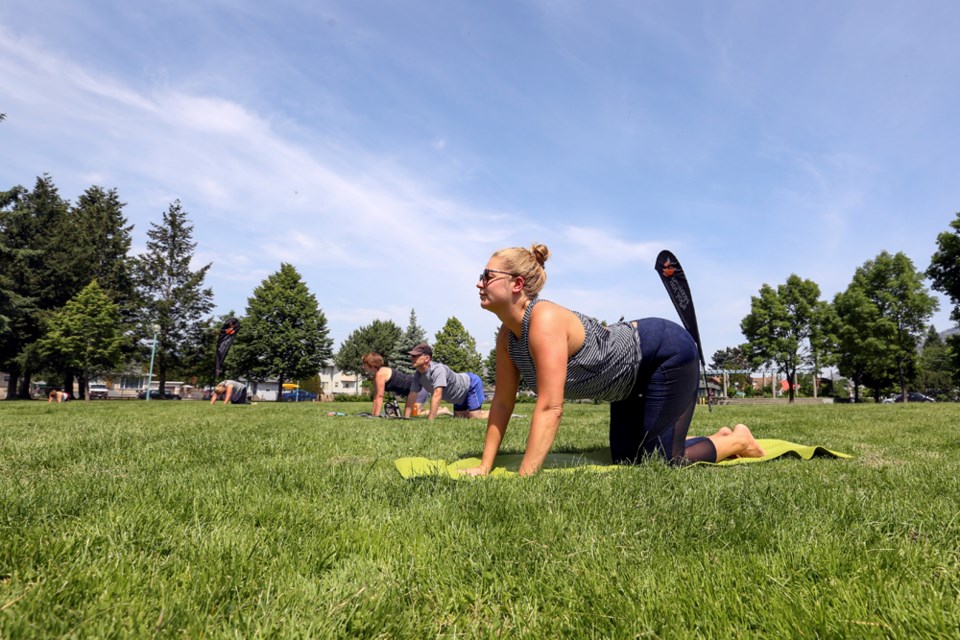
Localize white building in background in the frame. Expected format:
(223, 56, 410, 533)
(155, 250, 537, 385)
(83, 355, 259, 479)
(236, 367, 363, 401)
(1, 363, 367, 401)
(318, 365, 363, 398)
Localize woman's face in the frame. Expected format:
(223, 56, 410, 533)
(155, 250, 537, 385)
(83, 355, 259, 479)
(477, 258, 517, 311)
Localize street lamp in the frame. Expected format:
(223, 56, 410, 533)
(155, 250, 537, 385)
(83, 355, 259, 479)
(145, 328, 159, 401)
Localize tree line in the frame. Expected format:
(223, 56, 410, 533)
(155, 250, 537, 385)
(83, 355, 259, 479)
(717, 213, 960, 402)
(0, 175, 487, 400)
(0, 176, 214, 399)
(4, 174, 958, 402)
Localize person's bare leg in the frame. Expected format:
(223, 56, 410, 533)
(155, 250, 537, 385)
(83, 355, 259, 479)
(708, 423, 765, 461)
(686, 425, 732, 441)
(454, 409, 487, 419)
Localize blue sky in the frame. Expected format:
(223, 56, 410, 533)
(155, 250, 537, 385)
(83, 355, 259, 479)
(2, 1, 959, 362)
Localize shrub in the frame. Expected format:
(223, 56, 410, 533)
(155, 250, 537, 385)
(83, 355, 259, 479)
(334, 393, 371, 402)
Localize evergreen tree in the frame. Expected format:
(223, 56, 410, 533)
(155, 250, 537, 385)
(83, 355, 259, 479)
(740, 274, 825, 402)
(61, 186, 135, 312)
(391, 309, 426, 375)
(483, 332, 498, 387)
(0, 187, 27, 339)
(335, 319, 403, 374)
(43, 186, 136, 393)
(433, 317, 482, 374)
(0, 177, 70, 398)
(231, 263, 333, 399)
(36, 281, 122, 399)
(134, 200, 213, 394)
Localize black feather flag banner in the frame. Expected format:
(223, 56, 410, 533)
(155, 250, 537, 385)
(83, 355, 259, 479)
(214, 317, 240, 379)
(654, 250, 705, 368)
(654, 250, 711, 411)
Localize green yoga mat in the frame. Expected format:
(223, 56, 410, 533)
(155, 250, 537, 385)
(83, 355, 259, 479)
(395, 439, 852, 479)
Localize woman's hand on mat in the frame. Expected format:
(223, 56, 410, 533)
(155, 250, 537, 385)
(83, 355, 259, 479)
(460, 465, 489, 477)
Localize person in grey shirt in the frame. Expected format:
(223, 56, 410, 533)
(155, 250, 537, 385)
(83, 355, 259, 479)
(405, 343, 486, 420)
(211, 379, 248, 405)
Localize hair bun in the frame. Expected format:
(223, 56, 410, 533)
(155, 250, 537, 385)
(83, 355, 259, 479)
(530, 243, 550, 267)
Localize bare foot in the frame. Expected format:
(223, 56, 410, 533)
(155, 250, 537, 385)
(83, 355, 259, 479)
(733, 424, 765, 458)
(713, 426, 737, 457)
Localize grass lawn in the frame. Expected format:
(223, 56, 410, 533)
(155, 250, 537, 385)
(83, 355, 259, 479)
(1, 400, 959, 638)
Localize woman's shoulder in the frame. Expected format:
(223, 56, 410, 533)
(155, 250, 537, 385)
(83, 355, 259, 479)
(529, 299, 578, 324)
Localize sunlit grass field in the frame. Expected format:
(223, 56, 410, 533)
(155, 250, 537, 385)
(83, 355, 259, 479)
(1, 399, 959, 638)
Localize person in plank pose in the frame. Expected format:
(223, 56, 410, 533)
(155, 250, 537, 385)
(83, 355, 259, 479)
(406, 343, 486, 420)
(210, 379, 248, 405)
(361, 352, 430, 417)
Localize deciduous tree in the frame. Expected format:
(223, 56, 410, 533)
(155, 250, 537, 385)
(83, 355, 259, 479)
(928, 211, 960, 323)
(36, 281, 122, 399)
(335, 319, 403, 374)
(834, 252, 938, 401)
(913, 326, 954, 400)
(740, 275, 824, 402)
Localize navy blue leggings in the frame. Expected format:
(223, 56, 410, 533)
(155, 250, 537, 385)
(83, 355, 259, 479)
(608, 318, 716, 465)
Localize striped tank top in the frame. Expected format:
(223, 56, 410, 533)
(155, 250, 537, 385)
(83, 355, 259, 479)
(507, 299, 641, 402)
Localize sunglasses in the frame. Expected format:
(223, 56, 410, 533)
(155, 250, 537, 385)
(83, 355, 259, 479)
(479, 268, 518, 284)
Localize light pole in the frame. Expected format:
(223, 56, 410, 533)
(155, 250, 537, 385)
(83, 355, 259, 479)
(145, 328, 158, 401)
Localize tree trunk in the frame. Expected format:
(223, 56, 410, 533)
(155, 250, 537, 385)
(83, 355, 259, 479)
(5, 369, 18, 400)
(17, 369, 31, 399)
(64, 373, 76, 399)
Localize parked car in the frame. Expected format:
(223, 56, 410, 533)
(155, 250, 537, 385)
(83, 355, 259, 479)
(281, 389, 317, 402)
(88, 384, 109, 400)
(894, 392, 936, 403)
(137, 390, 182, 400)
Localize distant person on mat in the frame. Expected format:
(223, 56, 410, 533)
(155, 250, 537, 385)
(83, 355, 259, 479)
(210, 379, 248, 405)
(48, 389, 71, 403)
(361, 352, 429, 417)
(462, 243, 765, 477)
(406, 343, 486, 420)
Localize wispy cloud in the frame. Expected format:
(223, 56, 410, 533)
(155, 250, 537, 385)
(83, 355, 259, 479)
(562, 227, 663, 267)
(3, 1, 959, 355)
